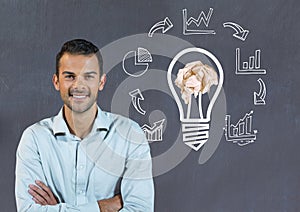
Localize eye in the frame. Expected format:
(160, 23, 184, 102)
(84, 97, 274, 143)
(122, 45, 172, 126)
(85, 75, 95, 80)
(65, 75, 75, 80)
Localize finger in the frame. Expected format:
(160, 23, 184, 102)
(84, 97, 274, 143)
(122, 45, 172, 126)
(29, 184, 51, 203)
(35, 181, 58, 205)
(32, 197, 43, 205)
(35, 180, 55, 199)
(28, 188, 47, 205)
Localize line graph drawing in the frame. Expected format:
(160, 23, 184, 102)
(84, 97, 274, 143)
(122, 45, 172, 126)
(182, 8, 216, 35)
(236, 48, 266, 75)
(224, 111, 258, 146)
(142, 119, 165, 142)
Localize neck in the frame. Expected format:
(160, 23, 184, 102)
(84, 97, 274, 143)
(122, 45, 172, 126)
(63, 104, 97, 139)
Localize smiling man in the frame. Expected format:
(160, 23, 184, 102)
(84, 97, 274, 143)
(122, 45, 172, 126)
(15, 39, 154, 211)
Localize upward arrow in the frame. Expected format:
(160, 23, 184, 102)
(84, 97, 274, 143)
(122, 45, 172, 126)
(223, 22, 249, 41)
(129, 89, 146, 115)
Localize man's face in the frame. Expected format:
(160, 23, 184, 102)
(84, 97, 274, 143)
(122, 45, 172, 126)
(53, 53, 106, 114)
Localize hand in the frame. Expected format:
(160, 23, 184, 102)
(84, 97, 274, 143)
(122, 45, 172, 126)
(28, 180, 58, 205)
(98, 194, 123, 212)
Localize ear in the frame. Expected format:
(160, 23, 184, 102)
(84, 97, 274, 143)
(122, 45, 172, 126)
(52, 74, 60, 91)
(99, 74, 106, 91)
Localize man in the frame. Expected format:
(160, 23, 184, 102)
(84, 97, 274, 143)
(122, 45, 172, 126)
(15, 39, 154, 211)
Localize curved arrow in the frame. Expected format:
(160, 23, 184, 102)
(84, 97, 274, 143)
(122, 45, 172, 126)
(254, 78, 266, 105)
(129, 89, 146, 115)
(223, 22, 249, 41)
(148, 17, 173, 37)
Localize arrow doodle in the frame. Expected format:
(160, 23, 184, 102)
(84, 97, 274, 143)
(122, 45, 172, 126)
(223, 22, 249, 41)
(254, 78, 266, 105)
(148, 17, 173, 37)
(129, 89, 146, 115)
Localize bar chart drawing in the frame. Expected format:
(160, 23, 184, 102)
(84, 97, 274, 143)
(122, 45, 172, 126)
(182, 8, 216, 35)
(224, 111, 258, 146)
(235, 48, 266, 75)
(142, 119, 165, 142)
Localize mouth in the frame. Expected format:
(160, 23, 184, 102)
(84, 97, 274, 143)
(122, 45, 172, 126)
(72, 95, 86, 99)
(70, 93, 89, 101)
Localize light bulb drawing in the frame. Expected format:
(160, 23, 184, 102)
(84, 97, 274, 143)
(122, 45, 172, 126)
(167, 47, 224, 151)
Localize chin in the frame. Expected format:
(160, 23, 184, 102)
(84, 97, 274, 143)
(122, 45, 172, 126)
(65, 103, 94, 114)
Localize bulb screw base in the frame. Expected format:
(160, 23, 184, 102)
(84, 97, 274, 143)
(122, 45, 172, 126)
(182, 121, 210, 151)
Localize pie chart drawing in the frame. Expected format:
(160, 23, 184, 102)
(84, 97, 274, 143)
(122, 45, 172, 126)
(122, 47, 152, 77)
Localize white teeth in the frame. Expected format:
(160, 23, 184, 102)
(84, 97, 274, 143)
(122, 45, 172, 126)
(73, 95, 86, 99)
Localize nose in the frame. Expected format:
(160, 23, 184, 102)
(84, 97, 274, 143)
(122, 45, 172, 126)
(72, 76, 85, 90)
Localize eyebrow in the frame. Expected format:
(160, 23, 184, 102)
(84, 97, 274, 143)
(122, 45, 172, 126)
(61, 71, 98, 75)
(62, 71, 75, 75)
(84, 71, 98, 75)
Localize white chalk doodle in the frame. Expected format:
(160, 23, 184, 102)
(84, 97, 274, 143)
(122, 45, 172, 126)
(235, 48, 266, 75)
(167, 47, 224, 151)
(254, 78, 266, 105)
(224, 111, 258, 146)
(148, 17, 173, 37)
(122, 47, 152, 77)
(129, 89, 146, 115)
(223, 22, 249, 41)
(182, 8, 216, 35)
(142, 119, 165, 142)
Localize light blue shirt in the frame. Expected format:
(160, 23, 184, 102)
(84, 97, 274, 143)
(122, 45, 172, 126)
(15, 107, 154, 212)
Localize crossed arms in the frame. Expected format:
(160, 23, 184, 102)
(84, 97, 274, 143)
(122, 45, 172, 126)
(15, 127, 154, 212)
(28, 180, 122, 211)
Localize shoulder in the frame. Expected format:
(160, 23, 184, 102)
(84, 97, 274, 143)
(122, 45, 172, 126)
(17, 116, 55, 153)
(20, 116, 56, 143)
(25, 116, 55, 134)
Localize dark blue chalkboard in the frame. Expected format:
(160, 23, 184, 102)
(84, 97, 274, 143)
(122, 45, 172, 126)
(0, 0, 299, 211)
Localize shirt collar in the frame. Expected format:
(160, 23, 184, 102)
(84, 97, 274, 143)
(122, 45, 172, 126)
(92, 106, 111, 132)
(53, 106, 110, 136)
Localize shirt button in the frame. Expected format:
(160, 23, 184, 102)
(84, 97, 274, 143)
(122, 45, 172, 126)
(78, 165, 84, 170)
(78, 190, 84, 194)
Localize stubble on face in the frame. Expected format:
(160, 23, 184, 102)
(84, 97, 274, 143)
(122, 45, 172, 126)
(54, 53, 104, 115)
(64, 85, 95, 114)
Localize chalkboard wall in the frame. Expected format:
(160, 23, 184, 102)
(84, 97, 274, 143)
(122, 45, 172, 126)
(0, 0, 299, 211)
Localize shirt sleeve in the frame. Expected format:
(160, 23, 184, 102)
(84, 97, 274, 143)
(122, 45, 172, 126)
(119, 123, 155, 212)
(15, 128, 100, 212)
